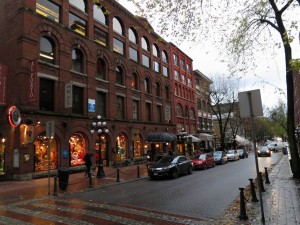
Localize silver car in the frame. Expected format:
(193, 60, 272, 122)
(226, 150, 239, 161)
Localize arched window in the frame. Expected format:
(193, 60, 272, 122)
(113, 17, 124, 36)
(72, 48, 83, 73)
(129, 28, 138, 44)
(116, 66, 123, 85)
(144, 78, 151, 94)
(40, 36, 55, 64)
(162, 50, 168, 63)
(93, 5, 107, 25)
(131, 73, 139, 90)
(141, 36, 149, 51)
(156, 82, 161, 97)
(96, 58, 106, 80)
(152, 44, 159, 57)
(177, 104, 183, 117)
(69, 0, 87, 13)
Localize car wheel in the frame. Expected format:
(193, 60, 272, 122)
(171, 169, 179, 179)
(188, 166, 193, 174)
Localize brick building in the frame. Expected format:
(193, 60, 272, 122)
(0, 0, 180, 180)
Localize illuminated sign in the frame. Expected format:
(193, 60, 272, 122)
(8, 106, 21, 128)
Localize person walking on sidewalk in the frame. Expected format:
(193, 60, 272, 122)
(84, 153, 92, 177)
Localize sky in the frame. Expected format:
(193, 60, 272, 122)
(118, 0, 300, 110)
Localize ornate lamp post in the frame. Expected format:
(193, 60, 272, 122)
(90, 115, 109, 178)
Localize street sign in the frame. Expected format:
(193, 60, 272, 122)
(238, 89, 263, 118)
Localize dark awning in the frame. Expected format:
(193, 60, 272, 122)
(146, 132, 176, 142)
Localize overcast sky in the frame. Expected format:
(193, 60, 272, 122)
(118, 0, 300, 110)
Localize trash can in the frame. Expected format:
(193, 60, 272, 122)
(58, 167, 69, 190)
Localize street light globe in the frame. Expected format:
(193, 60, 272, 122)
(97, 115, 101, 120)
(90, 130, 95, 134)
(97, 122, 102, 126)
(102, 122, 106, 126)
(98, 129, 102, 133)
(92, 122, 96, 127)
(104, 128, 109, 133)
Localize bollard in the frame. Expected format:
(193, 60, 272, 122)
(259, 172, 265, 192)
(116, 168, 120, 182)
(88, 171, 93, 188)
(53, 176, 58, 196)
(137, 166, 140, 178)
(249, 178, 259, 202)
(264, 167, 270, 184)
(239, 187, 248, 220)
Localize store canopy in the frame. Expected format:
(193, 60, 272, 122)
(146, 132, 176, 142)
(199, 133, 214, 141)
(183, 135, 201, 142)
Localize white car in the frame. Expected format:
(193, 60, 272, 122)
(226, 150, 240, 161)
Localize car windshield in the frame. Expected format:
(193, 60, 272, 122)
(158, 156, 176, 163)
(237, 150, 243, 153)
(227, 150, 235, 154)
(193, 154, 206, 160)
(258, 146, 268, 151)
(214, 153, 221, 156)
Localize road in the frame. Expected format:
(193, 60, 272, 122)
(71, 152, 282, 220)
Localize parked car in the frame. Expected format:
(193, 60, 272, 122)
(226, 150, 240, 161)
(213, 151, 228, 165)
(237, 149, 248, 159)
(257, 146, 271, 157)
(267, 142, 285, 152)
(191, 153, 215, 169)
(148, 155, 193, 179)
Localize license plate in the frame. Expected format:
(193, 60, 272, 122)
(154, 173, 158, 176)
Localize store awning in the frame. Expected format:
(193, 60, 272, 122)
(146, 132, 176, 142)
(183, 135, 201, 142)
(199, 133, 214, 141)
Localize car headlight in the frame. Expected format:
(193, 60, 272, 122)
(258, 151, 261, 153)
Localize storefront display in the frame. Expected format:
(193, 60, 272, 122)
(116, 134, 127, 160)
(34, 132, 57, 172)
(69, 132, 87, 166)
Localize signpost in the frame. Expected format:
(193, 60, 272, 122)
(238, 89, 265, 224)
(46, 121, 55, 196)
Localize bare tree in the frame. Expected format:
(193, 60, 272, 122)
(129, 0, 300, 178)
(210, 75, 240, 151)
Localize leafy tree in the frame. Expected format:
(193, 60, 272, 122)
(129, 0, 300, 178)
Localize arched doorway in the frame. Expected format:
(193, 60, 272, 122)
(34, 132, 58, 172)
(69, 132, 87, 166)
(116, 133, 127, 161)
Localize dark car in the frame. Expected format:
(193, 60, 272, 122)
(237, 149, 248, 159)
(191, 153, 215, 169)
(148, 155, 193, 179)
(257, 146, 271, 157)
(213, 151, 228, 165)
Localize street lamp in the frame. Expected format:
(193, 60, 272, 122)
(90, 115, 109, 178)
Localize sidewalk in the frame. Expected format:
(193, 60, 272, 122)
(246, 155, 300, 225)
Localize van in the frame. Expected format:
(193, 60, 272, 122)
(267, 142, 285, 152)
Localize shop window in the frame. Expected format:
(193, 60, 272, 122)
(97, 91, 106, 117)
(113, 38, 124, 55)
(36, 0, 60, 23)
(93, 4, 107, 25)
(153, 44, 159, 57)
(117, 96, 125, 119)
(162, 50, 168, 63)
(116, 134, 127, 160)
(72, 86, 84, 114)
(40, 37, 55, 64)
(72, 48, 83, 73)
(129, 47, 138, 62)
(96, 58, 106, 79)
(113, 17, 124, 36)
(39, 78, 54, 111)
(141, 37, 149, 51)
(69, 13, 86, 36)
(94, 27, 108, 46)
(69, 132, 87, 166)
(116, 66, 123, 85)
(69, 0, 87, 13)
(133, 134, 142, 158)
(129, 28, 138, 44)
(144, 78, 151, 94)
(142, 54, 149, 68)
(34, 133, 57, 172)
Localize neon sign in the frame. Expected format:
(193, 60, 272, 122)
(8, 105, 21, 127)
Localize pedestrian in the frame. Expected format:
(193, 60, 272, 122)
(84, 153, 92, 177)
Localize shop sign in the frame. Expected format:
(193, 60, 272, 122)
(88, 98, 96, 112)
(65, 83, 72, 108)
(62, 149, 68, 159)
(0, 64, 7, 105)
(7, 105, 21, 127)
(29, 60, 38, 103)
